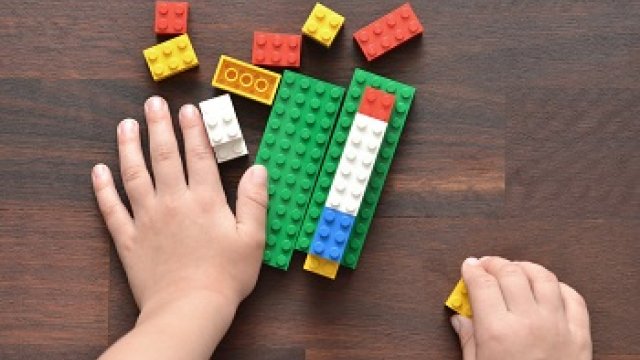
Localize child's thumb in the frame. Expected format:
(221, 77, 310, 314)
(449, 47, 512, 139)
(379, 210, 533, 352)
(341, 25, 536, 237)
(236, 165, 268, 244)
(451, 315, 476, 360)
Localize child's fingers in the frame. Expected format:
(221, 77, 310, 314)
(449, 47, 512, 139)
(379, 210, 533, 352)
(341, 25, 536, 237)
(177, 104, 224, 197)
(450, 315, 476, 360)
(117, 119, 154, 212)
(144, 96, 186, 195)
(515, 261, 564, 313)
(559, 283, 591, 337)
(92, 164, 134, 245)
(235, 165, 268, 247)
(462, 258, 508, 325)
(481, 256, 537, 313)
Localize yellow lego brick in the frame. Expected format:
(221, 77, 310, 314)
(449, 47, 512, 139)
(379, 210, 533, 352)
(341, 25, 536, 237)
(303, 254, 339, 279)
(143, 34, 198, 81)
(301, 3, 345, 48)
(445, 279, 473, 318)
(211, 55, 281, 105)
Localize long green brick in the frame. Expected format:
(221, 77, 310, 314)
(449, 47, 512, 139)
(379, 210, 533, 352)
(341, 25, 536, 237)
(256, 70, 345, 270)
(295, 68, 415, 269)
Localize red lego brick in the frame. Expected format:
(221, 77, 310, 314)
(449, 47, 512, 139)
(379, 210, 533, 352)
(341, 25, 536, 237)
(357, 87, 396, 122)
(155, 1, 189, 35)
(353, 3, 424, 61)
(252, 31, 302, 68)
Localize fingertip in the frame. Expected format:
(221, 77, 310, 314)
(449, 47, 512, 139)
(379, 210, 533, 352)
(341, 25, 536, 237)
(145, 95, 166, 112)
(179, 103, 199, 118)
(92, 163, 111, 184)
(249, 164, 268, 186)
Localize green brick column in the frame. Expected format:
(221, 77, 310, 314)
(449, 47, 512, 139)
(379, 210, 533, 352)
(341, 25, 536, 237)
(256, 70, 345, 270)
(295, 68, 416, 269)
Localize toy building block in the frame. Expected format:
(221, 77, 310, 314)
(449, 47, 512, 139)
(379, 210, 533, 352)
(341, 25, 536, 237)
(211, 55, 281, 105)
(445, 279, 472, 318)
(303, 253, 340, 279)
(155, 1, 189, 35)
(143, 34, 198, 81)
(252, 31, 302, 68)
(295, 69, 415, 270)
(308, 207, 355, 262)
(325, 113, 388, 216)
(255, 70, 345, 270)
(358, 87, 396, 122)
(198, 94, 248, 163)
(354, 3, 424, 61)
(301, 3, 345, 48)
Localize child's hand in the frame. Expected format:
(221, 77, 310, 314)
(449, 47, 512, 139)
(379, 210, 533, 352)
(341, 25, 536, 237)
(451, 257, 592, 360)
(92, 96, 267, 359)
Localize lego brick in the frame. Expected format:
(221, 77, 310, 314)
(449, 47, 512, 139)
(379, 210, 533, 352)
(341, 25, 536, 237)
(252, 31, 302, 68)
(212, 138, 248, 163)
(198, 94, 248, 163)
(303, 253, 339, 280)
(155, 1, 189, 35)
(211, 55, 281, 105)
(301, 3, 345, 48)
(143, 34, 198, 82)
(294, 69, 415, 270)
(255, 70, 345, 270)
(445, 279, 473, 318)
(358, 87, 396, 122)
(354, 3, 424, 61)
(325, 113, 388, 216)
(308, 207, 355, 262)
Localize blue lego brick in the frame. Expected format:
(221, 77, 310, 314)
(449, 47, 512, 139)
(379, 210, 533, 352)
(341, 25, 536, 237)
(308, 207, 355, 262)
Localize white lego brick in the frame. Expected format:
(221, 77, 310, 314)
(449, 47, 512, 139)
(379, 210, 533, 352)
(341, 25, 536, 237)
(214, 137, 248, 163)
(199, 94, 244, 147)
(325, 113, 388, 215)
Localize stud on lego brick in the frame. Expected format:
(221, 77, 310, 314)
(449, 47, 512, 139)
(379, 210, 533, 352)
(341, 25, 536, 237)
(198, 94, 248, 163)
(255, 70, 345, 270)
(445, 279, 472, 318)
(155, 1, 189, 35)
(309, 207, 355, 262)
(354, 3, 424, 61)
(302, 3, 345, 48)
(325, 113, 388, 216)
(252, 31, 302, 68)
(358, 87, 396, 122)
(143, 34, 198, 81)
(211, 55, 281, 105)
(303, 253, 340, 279)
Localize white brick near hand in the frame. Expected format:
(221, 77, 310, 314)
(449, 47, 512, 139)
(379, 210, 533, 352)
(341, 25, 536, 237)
(199, 94, 248, 163)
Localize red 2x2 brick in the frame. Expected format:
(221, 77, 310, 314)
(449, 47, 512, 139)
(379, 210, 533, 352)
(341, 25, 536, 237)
(155, 2, 189, 35)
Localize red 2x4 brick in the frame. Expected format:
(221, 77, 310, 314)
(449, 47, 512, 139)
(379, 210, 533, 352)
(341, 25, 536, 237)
(354, 3, 424, 61)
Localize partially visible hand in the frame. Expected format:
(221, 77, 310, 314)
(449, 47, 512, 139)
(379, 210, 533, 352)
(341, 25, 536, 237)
(92, 96, 267, 317)
(451, 256, 592, 360)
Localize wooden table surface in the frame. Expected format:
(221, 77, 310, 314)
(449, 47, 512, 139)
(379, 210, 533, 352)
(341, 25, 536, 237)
(1, 0, 639, 359)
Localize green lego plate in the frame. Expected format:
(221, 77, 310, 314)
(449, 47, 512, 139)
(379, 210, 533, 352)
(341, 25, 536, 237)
(294, 68, 416, 270)
(256, 70, 345, 270)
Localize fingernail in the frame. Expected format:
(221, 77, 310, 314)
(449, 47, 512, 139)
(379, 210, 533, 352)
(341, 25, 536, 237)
(464, 257, 480, 266)
(119, 119, 137, 136)
(250, 165, 267, 185)
(146, 96, 165, 111)
(450, 316, 461, 334)
(181, 104, 197, 116)
(93, 163, 108, 180)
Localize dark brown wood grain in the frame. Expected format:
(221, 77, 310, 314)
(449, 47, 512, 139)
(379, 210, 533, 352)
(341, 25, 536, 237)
(1, 0, 639, 359)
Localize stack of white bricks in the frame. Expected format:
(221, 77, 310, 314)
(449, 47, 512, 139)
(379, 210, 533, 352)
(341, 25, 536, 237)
(199, 94, 248, 163)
